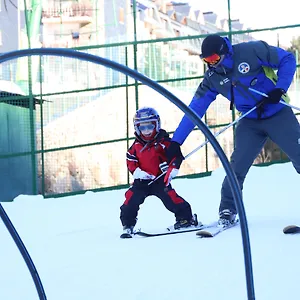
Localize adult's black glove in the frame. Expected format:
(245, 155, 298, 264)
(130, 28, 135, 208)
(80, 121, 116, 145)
(264, 88, 285, 104)
(165, 141, 184, 167)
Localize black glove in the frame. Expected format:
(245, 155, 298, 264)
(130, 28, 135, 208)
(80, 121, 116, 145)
(166, 141, 184, 167)
(264, 88, 285, 104)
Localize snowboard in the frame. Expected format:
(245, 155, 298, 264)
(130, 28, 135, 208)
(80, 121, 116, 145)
(283, 225, 300, 234)
(196, 219, 240, 238)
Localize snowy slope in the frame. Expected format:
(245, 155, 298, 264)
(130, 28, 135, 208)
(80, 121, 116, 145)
(0, 163, 299, 300)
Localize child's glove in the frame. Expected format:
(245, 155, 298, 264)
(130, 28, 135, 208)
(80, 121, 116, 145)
(133, 168, 155, 180)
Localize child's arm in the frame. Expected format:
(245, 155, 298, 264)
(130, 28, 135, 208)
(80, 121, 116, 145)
(126, 144, 155, 180)
(126, 145, 139, 174)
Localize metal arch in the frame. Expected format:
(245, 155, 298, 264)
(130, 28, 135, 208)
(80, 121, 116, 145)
(0, 204, 47, 299)
(0, 48, 255, 300)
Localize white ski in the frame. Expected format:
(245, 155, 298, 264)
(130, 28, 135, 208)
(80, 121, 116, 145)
(196, 219, 240, 238)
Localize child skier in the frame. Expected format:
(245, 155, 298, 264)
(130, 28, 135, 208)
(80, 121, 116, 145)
(120, 107, 198, 238)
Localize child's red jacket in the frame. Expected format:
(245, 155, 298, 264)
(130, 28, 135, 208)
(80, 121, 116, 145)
(126, 129, 171, 177)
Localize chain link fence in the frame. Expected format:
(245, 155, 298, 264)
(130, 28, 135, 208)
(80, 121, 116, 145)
(0, 0, 299, 200)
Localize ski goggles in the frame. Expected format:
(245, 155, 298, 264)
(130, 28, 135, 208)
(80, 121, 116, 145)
(138, 123, 155, 132)
(201, 53, 221, 65)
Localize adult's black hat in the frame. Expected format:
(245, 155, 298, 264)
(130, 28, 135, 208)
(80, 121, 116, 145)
(200, 34, 229, 58)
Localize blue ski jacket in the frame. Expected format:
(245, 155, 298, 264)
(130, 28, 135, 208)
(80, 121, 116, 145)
(172, 38, 296, 144)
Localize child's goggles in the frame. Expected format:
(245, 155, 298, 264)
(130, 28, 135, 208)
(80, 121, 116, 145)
(138, 123, 155, 132)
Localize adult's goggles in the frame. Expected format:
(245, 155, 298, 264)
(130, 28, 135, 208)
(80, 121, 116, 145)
(201, 53, 221, 65)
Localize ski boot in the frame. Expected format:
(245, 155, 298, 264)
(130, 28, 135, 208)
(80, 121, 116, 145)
(120, 226, 134, 239)
(218, 209, 236, 227)
(174, 214, 200, 230)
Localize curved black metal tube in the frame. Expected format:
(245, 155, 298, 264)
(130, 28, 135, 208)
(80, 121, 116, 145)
(0, 204, 47, 299)
(0, 48, 255, 300)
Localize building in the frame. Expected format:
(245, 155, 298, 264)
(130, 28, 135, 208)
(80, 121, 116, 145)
(40, 0, 254, 48)
(41, 0, 95, 47)
(0, 0, 255, 88)
(0, 0, 21, 53)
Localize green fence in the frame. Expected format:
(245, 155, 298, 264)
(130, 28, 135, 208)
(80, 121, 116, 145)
(0, 0, 300, 201)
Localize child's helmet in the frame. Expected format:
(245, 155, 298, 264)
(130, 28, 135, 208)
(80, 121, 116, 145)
(133, 107, 161, 141)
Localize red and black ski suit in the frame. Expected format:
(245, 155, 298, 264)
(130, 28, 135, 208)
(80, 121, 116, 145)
(120, 129, 193, 228)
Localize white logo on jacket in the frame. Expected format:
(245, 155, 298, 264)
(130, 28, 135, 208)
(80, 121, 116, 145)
(220, 78, 230, 85)
(238, 62, 250, 74)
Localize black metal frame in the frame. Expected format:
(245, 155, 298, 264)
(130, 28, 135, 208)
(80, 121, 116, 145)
(0, 48, 255, 300)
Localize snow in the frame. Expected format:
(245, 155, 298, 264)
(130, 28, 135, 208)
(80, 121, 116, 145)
(0, 162, 299, 300)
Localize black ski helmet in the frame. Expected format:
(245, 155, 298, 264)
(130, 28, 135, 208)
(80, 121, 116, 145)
(200, 34, 229, 59)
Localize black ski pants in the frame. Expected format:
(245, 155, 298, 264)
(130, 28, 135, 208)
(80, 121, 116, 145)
(120, 177, 193, 227)
(220, 106, 300, 213)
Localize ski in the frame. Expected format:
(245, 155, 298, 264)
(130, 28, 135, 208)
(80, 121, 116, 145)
(134, 222, 218, 238)
(283, 225, 300, 234)
(196, 219, 240, 238)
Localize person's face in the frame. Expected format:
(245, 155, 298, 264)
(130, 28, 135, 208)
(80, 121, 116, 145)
(138, 122, 155, 138)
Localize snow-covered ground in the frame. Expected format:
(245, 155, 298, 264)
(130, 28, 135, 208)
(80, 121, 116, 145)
(0, 162, 299, 300)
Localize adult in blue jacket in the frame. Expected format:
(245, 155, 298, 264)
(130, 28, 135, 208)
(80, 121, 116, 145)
(165, 34, 300, 225)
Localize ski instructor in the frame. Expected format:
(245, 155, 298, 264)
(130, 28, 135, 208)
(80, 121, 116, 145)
(164, 34, 300, 226)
